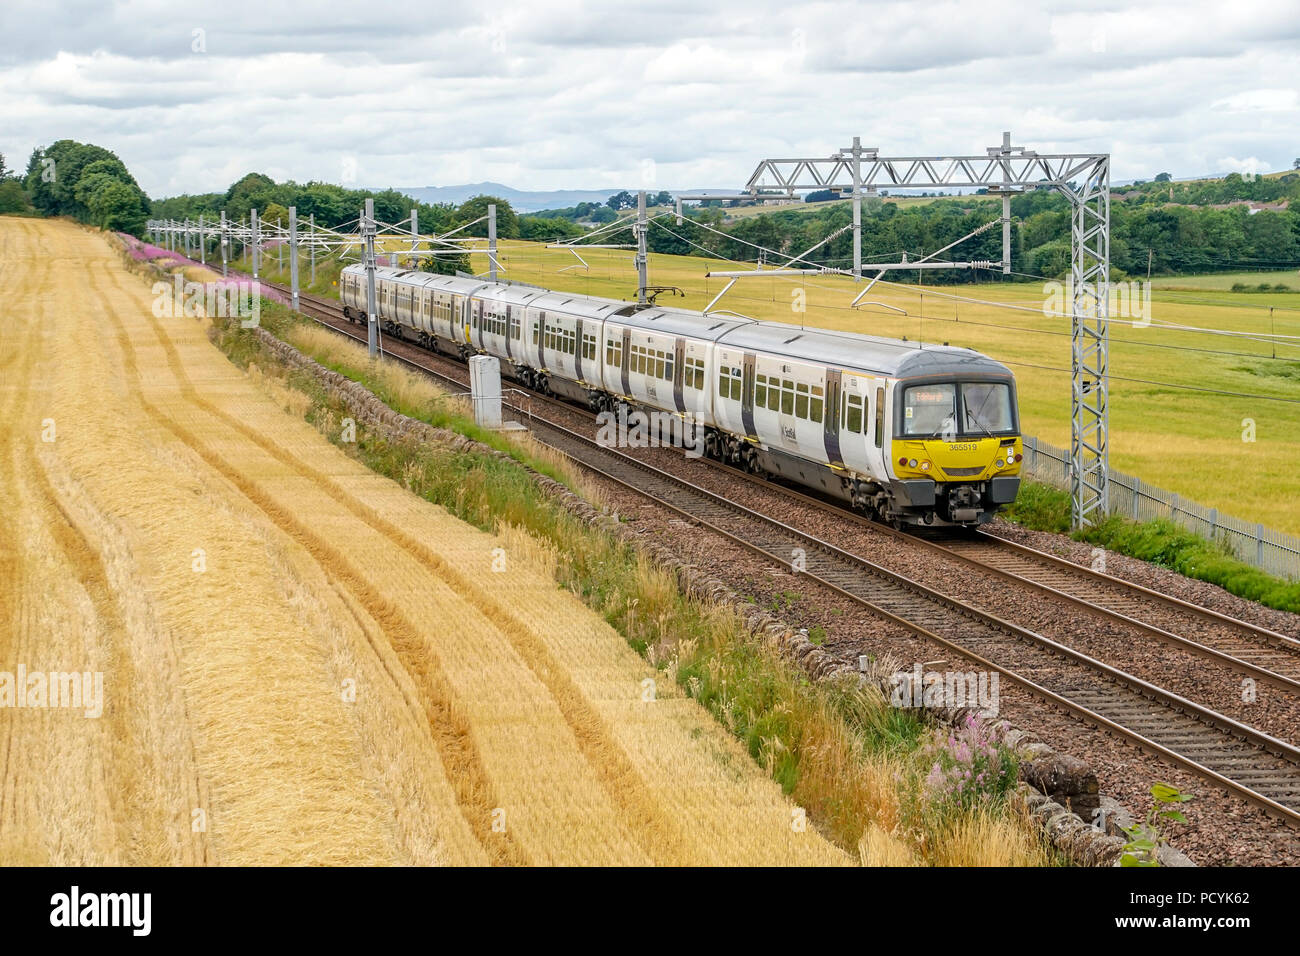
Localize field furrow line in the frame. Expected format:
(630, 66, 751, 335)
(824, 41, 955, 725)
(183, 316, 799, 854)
(93, 286, 527, 866)
(126, 294, 705, 866)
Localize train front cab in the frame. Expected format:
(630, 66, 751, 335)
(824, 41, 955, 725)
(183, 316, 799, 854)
(886, 376, 1023, 526)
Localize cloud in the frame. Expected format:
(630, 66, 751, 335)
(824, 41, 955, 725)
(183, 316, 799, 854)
(1, 0, 1296, 197)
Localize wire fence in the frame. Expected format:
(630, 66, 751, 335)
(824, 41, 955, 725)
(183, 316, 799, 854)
(1020, 435, 1300, 581)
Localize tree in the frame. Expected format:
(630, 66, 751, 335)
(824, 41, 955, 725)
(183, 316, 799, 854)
(0, 152, 8, 181)
(21, 140, 150, 233)
(0, 180, 30, 214)
(519, 216, 584, 241)
(417, 251, 470, 276)
(223, 172, 276, 221)
(606, 190, 635, 211)
(1154, 172, 1172, 182)
(257, 201, 291, 229)
(1294, 158, 1300, 170)
(85, 180, 147, 232)
(454, 195, 519, 238)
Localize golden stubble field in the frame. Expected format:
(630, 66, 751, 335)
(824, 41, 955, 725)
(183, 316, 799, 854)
(463, 239, 1300, 532)
(0, 217, 850, 866)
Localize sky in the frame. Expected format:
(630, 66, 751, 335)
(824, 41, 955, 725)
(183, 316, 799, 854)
(1, 0, 1297, 199)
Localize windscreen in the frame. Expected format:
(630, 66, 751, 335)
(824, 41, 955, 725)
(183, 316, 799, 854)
(901, 384, 957, 437)
(901, 381, 1015, 438)
(960, 382, 1015, 435)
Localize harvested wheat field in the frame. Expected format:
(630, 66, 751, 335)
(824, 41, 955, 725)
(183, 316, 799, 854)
(0, 217, 850, 866)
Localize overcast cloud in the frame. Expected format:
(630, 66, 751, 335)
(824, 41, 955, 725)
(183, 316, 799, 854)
(1, 0, 1297, 197)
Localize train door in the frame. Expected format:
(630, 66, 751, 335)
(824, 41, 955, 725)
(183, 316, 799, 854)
(620, 327, 631, 396)
(741, 352, 757, 440)
(824, 368, 844, 470)
(574, 318, 585, 382)
(673, 338, 686, 414)
(775, 362, 798, 452)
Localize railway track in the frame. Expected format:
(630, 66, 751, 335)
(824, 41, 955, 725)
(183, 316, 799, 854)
(715, 465, 1300, 691)
(265, 282, 1300, 825)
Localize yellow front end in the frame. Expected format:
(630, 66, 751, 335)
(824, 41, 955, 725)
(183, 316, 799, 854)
(893, 436, 1023, 482)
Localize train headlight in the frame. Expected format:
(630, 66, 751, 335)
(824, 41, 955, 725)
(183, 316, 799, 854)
(908, 458, 918, 468)
(996, 459, 1004, 468)
(920, 461, 931, 471)
(898, 457, 908, 467)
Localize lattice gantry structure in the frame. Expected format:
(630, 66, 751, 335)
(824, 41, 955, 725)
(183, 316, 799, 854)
(730, 133, 1111, 528)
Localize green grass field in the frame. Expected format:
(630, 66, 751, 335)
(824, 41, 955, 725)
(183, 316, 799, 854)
(1148, 270, 1300, 292)
(467, 240, 1300, 534)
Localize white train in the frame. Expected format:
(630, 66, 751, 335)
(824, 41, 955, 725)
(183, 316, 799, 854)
(339, 265, 1023, 526)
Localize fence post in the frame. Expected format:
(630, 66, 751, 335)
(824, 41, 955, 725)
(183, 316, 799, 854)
(1208, 508, 1218, 537)
(1256, 524, 1265, 567)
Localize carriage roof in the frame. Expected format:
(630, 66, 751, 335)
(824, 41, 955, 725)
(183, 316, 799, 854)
(716, 321, 1013, 379)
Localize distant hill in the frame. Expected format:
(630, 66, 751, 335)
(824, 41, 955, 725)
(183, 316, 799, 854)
(390, 182, 635, 213)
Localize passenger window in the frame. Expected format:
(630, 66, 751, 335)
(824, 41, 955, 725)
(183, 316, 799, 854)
(810, 385, 824, 423)
(845, 395, 864, 434)
(796, 383, 809, 420)
(781, 380, 794, 416)
(755, 374, 767, 408)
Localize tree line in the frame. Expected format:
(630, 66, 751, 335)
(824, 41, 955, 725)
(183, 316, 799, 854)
(4, 139, 1297, 281)
(642, 180, 1300, 283)
(1, 140, 152, 231)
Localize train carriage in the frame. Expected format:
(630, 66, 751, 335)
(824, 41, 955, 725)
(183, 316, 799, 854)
(711, 322, 1021, 524)
(601, 306, 752, 454)
(470, 283, 544, 372)
(518, 293, 624, 405)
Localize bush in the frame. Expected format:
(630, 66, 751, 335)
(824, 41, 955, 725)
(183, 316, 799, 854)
(0, 179, 32, 215)
(1077, 516, 1300, 613)
(1001, 480, 1071, 533)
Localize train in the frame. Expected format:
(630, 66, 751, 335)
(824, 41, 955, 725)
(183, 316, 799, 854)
(339, 264, 1022, 527)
